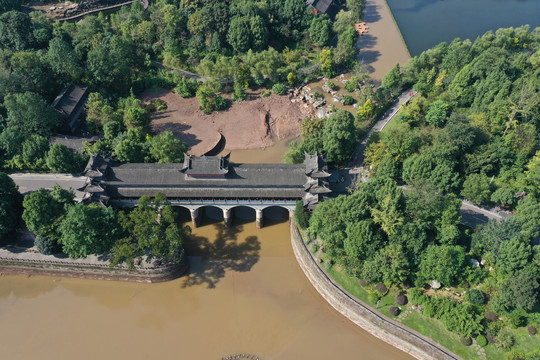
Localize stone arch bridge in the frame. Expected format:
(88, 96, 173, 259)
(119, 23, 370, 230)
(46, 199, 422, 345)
(79, 153, 332, 228)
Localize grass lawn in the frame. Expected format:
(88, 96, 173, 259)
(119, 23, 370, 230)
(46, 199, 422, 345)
(402, 311, 481, 360)
(380, 109, 403, 133)
(325, 265, 540, 360)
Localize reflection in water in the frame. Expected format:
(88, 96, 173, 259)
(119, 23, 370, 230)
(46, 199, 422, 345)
(182, 223, 261, 289)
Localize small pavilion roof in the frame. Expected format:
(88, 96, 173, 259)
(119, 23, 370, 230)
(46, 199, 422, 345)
(182, 154, 230, 176)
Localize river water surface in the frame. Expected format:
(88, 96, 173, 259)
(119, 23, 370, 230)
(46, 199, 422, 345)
(387, 0, 540, 56)
(0, 148, 412, 360)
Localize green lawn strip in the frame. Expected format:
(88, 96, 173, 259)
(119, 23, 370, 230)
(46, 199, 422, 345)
(401, 311, 481, 360)
(482, 326, 540, 359)
(326, 266, 371, 304)
(326, 266, 400, 316)
(380, 109, 402, 133)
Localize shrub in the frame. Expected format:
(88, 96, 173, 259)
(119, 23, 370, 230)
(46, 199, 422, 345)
(35, 236, 57, 255)
(148, 99, 167, 112)
(465, 289, 485, 306)
(327, 81, 337, 90)
(507, 309, 527, 329)
(506, 351, 527, 360)
(485, 311, 498, 322)
(375, 283, 388, 294)
(389, 306, 400, 316)
(459, 336, 472, 346)
(368, 292, 379, 304)
(343, 95, 355, 105)
(294, 200, 310, 229)
(174, 78, 199, 98)
(272, 83, 287, 95)
(215, 96, 227, 111)
(528, 326, 537, 335)
(323, 258, 332, 270)
(261, 90, 271, 98)
(496, 329, 515, 351)
(310, 243, 320, 254)
(345, 76, 359, 92)
(358, 278, 368, 287)
(476, 335, 488, 347)
(409, 288, 425, 305)
(396, 294, 408, 306)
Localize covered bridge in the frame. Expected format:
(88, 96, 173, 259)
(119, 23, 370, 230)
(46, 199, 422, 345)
(81, 153, 331, 228)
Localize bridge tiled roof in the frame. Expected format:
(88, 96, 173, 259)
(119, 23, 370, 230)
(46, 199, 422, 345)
(101, 162, 307, 199)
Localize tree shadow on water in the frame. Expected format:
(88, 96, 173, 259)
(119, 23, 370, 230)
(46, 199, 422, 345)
(181, 223, 261, 289)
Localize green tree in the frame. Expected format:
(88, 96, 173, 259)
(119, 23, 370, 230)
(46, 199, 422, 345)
(513, 196, 540, 241)
(47, 37, 81, 81)
(148, 131, 187, 163)
(496, 237, 531, 274)
(346, 0, 366, 21)
(0, 11, 33, 51)
(334, 27, 357, 66)
(361, 244, 409, 284)
(320, 48, 335, 78)
(46, 144, 86, 173)
(0, 0, 19, 12)
(3, 92, 60, 136)
(232, 74, 248, 102)
(22, 188, 65, 239)
(59, 204, 121, 258)
(344, 219, 382, 261)
(113, 129, 148, 163)
(0, 171, 21, 239)
(123, 107, 151, 131)
(425, 100, 449, 127)
(196, 84, 227, 114)
(490, 187, 516, 207)
(227, 16, 251, 53)
(250, 15, 268, 51)
(309, 15, 332, 47)
(464, 289, 485, 305)
(496, 265, 539, 312)
(111, 194, 188, 267)
(322, 110, 356, 163)
(418, 245, 466, 286)
(382, 64, 402, 96)
(461, 173, 492, 204)
(294, 200, 310, 229)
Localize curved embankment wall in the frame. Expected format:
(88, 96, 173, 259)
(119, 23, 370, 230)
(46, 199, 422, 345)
(289, 222, 462, 360)
(0, 250, 188, 283)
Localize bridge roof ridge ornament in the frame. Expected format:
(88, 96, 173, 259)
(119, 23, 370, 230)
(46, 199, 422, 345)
(181, 153, 230, 177)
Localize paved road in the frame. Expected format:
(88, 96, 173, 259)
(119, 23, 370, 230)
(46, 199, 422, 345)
(349, 89, 417, 175)
(9, 174, 88, 195)
(460, 201, 510, 228)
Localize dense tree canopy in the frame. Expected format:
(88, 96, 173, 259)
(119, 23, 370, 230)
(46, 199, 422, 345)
(59, 204, 121, 258)
(0, 171, 21, 239)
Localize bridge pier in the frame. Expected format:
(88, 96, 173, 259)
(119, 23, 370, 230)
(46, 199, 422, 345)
(223, 208, 232, 228)
(256, 209, 264, 229)
(190, 208, 201, 228)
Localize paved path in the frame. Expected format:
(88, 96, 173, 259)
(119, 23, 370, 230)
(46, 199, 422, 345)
(9, 173, 87, 195)
(349, 89, 417, 174)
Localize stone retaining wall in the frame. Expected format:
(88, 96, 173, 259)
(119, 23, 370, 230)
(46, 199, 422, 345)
(0, 251, 188, 283)
(289, 221, 462, 360)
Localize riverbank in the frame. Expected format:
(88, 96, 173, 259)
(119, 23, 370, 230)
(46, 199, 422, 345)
(0, 246, 188, 283)
(355, 0, 411, 83)
(290, 221, 461, 360)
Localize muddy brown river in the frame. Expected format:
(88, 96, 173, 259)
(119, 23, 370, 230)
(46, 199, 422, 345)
(0, 147, 412, 360)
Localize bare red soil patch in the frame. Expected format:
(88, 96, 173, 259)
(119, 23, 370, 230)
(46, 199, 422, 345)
(141, 89, 305, 156)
